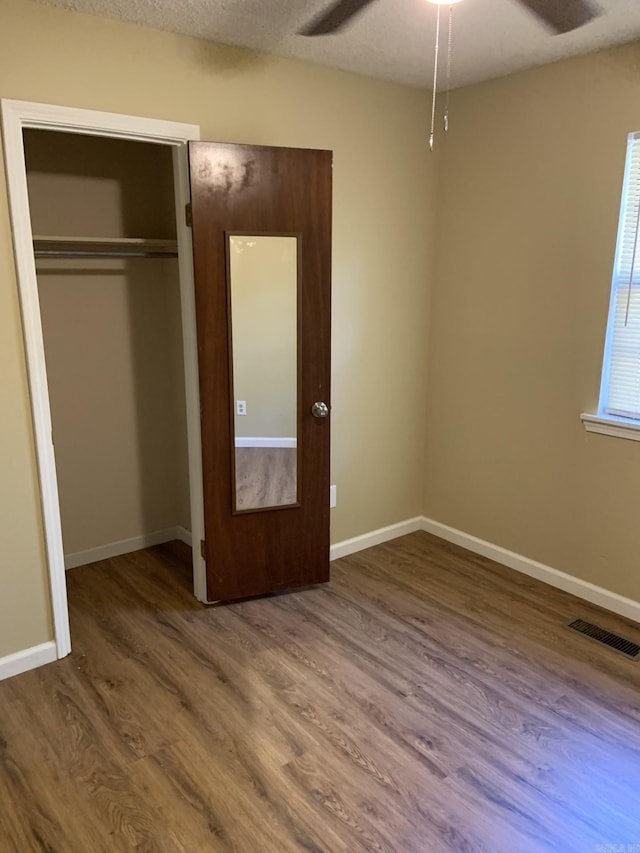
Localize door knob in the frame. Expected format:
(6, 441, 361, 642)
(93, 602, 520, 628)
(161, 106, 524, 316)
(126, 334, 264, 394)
(311, 401, 329, 418)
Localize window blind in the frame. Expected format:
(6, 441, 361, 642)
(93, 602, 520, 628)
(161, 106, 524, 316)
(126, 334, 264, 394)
(601, 132, 640, 420)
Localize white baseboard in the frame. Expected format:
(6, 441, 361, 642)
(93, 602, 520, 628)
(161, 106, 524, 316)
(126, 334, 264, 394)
(65, 525, 193, 570)
(175, 526, 192, 547)
(0, 641, 57, 681)
(330, 517, 424, 561)
(235, 437, 297, 448)
(419, 516, 640, 625)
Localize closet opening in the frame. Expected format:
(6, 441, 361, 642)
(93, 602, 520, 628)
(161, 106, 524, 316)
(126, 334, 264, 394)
(2, 100, 205, 662)
(23, 128, 194, 600)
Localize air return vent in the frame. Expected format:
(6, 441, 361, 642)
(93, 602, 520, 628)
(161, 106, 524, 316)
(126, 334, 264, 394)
(568, 619, 640, 660)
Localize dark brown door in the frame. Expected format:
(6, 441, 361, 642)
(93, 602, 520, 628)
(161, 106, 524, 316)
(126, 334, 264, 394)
(189, 142, 332, 602)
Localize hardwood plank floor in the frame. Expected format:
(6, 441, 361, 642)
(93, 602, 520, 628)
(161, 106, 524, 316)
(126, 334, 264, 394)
(2, 531, 640, 852)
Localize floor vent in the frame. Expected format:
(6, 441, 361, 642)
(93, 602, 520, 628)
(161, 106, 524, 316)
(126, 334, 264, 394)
(568, 619, 640, 660)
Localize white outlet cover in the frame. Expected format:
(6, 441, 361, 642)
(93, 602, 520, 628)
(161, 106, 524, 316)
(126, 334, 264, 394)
(330, 485, 337, 508)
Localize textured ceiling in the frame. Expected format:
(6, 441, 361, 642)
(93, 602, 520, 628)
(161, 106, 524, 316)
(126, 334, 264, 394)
(38, 0, 640, 88)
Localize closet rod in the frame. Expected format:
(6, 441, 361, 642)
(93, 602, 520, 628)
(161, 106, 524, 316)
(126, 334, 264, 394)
(34, 249, 178, 258)
(32, 236, 179, 259)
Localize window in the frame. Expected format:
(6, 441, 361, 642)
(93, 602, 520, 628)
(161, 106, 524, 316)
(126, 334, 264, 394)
(582, 132, 640, 440)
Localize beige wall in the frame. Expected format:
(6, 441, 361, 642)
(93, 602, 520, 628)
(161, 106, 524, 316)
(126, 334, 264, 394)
(230, 236, 297, 440)
(25, 131, 190, 556)
(35, 261, 191, 553)
(0, 0, 434, 657)
(425, 43, 640, 603)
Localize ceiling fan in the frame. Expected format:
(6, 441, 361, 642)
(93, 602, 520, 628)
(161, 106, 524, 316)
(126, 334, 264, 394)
(300, 0, 600, 37)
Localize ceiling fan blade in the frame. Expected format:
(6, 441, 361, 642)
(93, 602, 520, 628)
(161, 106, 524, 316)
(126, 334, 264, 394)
(516, 0, 599, 34)
(300, 0, 378, 36)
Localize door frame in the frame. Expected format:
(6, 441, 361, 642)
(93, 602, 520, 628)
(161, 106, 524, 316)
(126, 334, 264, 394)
(1, 99, 207, 660)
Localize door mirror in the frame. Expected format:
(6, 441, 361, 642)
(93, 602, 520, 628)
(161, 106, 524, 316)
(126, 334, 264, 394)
(227, 234, 299, 512)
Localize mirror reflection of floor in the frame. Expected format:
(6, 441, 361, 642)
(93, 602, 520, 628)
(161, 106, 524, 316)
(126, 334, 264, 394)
(235, 447, 297, 510)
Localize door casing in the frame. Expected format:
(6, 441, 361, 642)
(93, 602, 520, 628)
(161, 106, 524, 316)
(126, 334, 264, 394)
(1, 99, 207, 660)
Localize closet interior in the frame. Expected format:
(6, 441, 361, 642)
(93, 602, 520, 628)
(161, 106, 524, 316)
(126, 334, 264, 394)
(24, 129, 192, 576)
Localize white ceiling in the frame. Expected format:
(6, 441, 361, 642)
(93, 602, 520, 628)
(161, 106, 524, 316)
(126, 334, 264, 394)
(39, 0, 640, 88)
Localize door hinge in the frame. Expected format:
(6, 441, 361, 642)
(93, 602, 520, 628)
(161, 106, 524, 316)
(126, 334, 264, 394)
(200, 539, 206, 561)
(185, 202, 193, 228)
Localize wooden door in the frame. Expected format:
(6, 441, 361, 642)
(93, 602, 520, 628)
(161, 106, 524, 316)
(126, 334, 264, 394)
(189, 142, 332, 602)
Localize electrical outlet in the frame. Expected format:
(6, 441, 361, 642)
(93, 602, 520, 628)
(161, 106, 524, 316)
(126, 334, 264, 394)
(236, 400, 246, 416)
(330, 485, 337, 508)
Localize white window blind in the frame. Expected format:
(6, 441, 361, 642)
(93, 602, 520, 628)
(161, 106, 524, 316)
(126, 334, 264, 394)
(600, 132, 640, 420)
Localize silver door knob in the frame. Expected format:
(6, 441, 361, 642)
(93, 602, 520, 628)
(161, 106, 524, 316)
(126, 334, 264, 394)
(311, 401, 329, 418)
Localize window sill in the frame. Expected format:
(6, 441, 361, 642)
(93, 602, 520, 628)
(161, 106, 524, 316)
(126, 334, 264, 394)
(580, 412, 640, 442)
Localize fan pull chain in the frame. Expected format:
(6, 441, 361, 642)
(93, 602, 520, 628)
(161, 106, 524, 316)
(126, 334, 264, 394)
(429, 3, 442, 152)
(444, 5, 453, 133)
(624, 199, 640, 326)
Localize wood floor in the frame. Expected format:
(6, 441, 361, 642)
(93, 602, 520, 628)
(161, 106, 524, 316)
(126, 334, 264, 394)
(2, 532, 640, 852)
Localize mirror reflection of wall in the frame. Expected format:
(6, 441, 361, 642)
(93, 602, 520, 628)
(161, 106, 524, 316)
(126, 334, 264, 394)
(229, 235, 298, 512)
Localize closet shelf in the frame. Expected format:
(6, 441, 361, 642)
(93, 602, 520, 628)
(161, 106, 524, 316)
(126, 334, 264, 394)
(32, 235, 179, 259)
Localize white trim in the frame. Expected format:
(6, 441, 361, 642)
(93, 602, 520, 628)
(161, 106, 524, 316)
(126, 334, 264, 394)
(1, 101, 70, 657)
(580, 412, 640, 441)
(0, 99, 198, 144)
(234, 437, 297, 448)
(330, 517, 424, 561)
(419, 516, 640, 624)
(171, 144, 206, 603)
(175, 525, 193, 547)
(64, 526, 193, 570)
(1, 99, 204, 659)
(0, 642, 57, 682)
